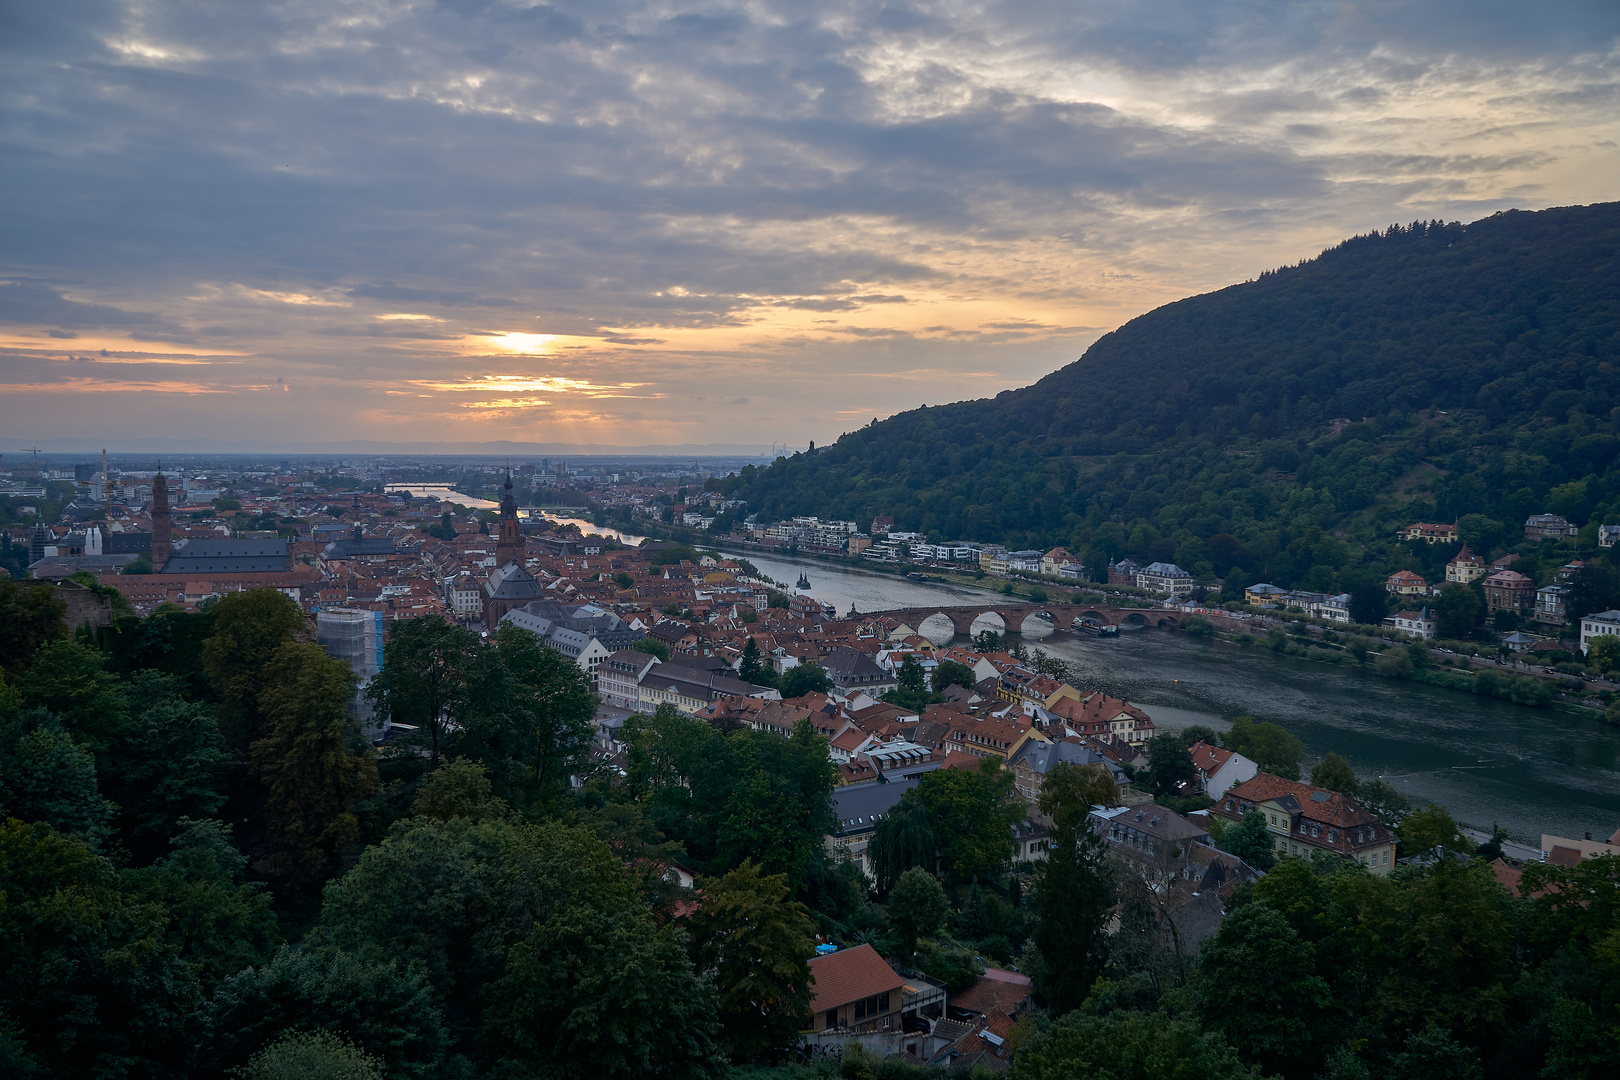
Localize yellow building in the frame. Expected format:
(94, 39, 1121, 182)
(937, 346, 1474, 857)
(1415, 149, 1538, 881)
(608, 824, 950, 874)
(1211, 773, 1397, 875)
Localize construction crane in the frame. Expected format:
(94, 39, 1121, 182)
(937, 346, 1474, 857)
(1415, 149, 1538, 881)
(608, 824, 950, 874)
(17, 446, 43, 477)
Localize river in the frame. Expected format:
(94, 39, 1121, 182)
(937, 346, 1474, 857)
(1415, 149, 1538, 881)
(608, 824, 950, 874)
(738, 551, 1620, 844)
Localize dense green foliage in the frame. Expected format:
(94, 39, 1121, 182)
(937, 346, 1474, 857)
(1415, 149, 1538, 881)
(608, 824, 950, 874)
(6, 585, 1619, 1079)
(723, 203, 1620, 603)
(1030, 763, 1114, 1016)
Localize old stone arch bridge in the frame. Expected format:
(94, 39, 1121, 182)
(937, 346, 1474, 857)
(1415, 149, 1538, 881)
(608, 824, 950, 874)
(864, 602, 1183, 645)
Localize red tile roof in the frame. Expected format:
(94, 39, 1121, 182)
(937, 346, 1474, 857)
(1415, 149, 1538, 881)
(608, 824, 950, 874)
(1213, 773, 1391, 854)
(950, 973, 1033, 1018)
(807, 944, 905, 1013)
(1188, 741, 1233, 774)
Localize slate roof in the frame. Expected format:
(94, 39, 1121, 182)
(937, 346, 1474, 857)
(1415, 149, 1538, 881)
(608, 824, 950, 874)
(321, 537, 398, 558)
(1092, 803, 1211, 846)
(484, 561, 543, 601)
(822, 645, 890, 684)
(160, 537, 291, 574)
(830, 778, 919, 837)
(1007, 738, 1123, 782)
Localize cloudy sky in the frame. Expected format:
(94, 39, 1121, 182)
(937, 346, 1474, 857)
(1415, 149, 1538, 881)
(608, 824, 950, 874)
(2, 1, 1617, 452)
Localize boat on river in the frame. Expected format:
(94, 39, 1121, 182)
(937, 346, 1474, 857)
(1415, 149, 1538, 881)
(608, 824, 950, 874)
(1073, 617, 1119, 637)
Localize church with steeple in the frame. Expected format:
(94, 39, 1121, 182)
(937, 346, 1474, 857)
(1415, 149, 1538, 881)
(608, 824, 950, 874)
(483, 468, 541, 628)
(495, 468, 523, 567)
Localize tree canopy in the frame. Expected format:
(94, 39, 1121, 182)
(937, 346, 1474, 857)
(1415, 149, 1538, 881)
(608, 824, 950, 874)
(718, 204, 1620, 606)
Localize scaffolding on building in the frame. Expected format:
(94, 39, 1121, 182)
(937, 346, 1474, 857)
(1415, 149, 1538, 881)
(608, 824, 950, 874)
(317, 608, 388, 739)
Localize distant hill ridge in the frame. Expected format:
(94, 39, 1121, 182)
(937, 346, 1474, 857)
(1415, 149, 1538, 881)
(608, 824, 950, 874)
(722, 202, 1620, 595)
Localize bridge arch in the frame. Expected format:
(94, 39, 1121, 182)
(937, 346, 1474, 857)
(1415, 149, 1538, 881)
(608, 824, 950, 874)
(1075, 609, 1112, 625)
(917, 612, 957, 646)
(1019, 610, 1057, 638)
(969, 611, 1007, 638)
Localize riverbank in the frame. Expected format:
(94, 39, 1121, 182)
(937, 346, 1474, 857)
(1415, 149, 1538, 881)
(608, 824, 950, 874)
(710, 550, 1620, 842)
(1034, 630, 1620, 845)
(1185, 612, 1615, 722)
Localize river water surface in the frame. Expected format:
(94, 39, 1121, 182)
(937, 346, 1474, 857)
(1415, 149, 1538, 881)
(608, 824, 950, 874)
(739, 551, 1620, 844)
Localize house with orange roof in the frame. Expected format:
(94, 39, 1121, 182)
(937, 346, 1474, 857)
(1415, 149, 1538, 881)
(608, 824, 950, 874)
(1446, 544, 1486, 584)
(1211, 773, 1396, 874)
(1041, 547, 1081, 577)
(1402, 521, 1458, 544)
(1044, 692, 1156, 745)
(1538, 827, 1620, 866)
(1385, 569, 1429, 597)
(1187, 741, 1257, 801)
(933, 706, 1049, 761)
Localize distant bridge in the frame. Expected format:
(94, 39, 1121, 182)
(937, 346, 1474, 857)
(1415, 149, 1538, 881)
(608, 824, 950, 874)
(859, 602, 1183, 645)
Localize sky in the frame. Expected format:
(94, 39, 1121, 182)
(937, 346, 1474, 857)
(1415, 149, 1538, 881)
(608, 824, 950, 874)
(2, 1, 1618, 453)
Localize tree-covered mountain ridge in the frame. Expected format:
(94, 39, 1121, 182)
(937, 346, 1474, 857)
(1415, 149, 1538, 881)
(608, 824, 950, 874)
(723, 202, 1620, 591)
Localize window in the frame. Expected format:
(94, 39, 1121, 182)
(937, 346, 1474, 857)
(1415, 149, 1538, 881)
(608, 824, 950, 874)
(879, 992, 890, 1012)
(855, 998, 867, 1020)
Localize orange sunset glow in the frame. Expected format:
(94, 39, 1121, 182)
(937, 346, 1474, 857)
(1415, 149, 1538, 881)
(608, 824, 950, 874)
(2, 2, 1617, 451)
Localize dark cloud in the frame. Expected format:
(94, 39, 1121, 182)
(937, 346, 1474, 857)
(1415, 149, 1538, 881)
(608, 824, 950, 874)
(0, 282, 176, 331)
(345, 282, 521, 308)
(0, 1, 1612, 445)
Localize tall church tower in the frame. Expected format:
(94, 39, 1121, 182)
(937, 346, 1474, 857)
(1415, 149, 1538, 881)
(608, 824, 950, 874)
(495, 469, 522, 566)
(151, 469, 172, 570)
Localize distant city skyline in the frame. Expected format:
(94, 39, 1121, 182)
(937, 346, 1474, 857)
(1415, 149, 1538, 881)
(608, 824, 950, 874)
(3, 1, 1617, 449)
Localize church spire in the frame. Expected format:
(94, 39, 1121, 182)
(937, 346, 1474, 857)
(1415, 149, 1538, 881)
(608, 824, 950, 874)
(495, 467, 522, 567)
(151, 464, 172, 571)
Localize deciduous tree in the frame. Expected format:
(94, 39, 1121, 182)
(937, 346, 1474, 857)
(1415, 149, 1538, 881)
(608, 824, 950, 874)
(1436, 582, 1483, 639)
(916, 758, 1021, 884)
(1016, 1009, 1264, 1080)
(1310, 751, 1359, 794)
(866, 789, 936, 895)
(252, 642, 378, 892)
(777, 661, 831, 698)
(1030, 762, 1114, 1014)
(0, 579, 65, 676)
(201, 588, 307, 751)
(1198, 902, 1337, 1077)
(365, 615, 477, 767)
(931, 659, 977, 693)
(1225, 715, 1306, 780)
(686, 861, 816, 1060)
(18, 638, 129, 755)
(886, 866, 949, 959)
(1144, 734, 1197, 799)
(100, 671, 226, 860)
(1218, 810, 1278, 872)
(0, 708, 112, 843)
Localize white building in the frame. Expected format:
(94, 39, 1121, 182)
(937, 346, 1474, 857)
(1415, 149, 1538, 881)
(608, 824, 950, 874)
(1188, 741, 1259, 802)
(1388, 608, 1436, 640)
(1579, 610, 1620, 655)
(1136, 561, 1195, 597)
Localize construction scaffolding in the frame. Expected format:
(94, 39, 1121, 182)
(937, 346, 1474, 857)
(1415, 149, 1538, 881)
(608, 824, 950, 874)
(317, 608, 388, 739)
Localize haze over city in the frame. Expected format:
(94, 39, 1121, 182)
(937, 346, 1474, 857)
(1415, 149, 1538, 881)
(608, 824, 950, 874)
(3, 0, 1618, 450)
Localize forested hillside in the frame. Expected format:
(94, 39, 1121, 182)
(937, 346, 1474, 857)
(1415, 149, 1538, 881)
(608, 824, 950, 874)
(724, 202, 1620, 595)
